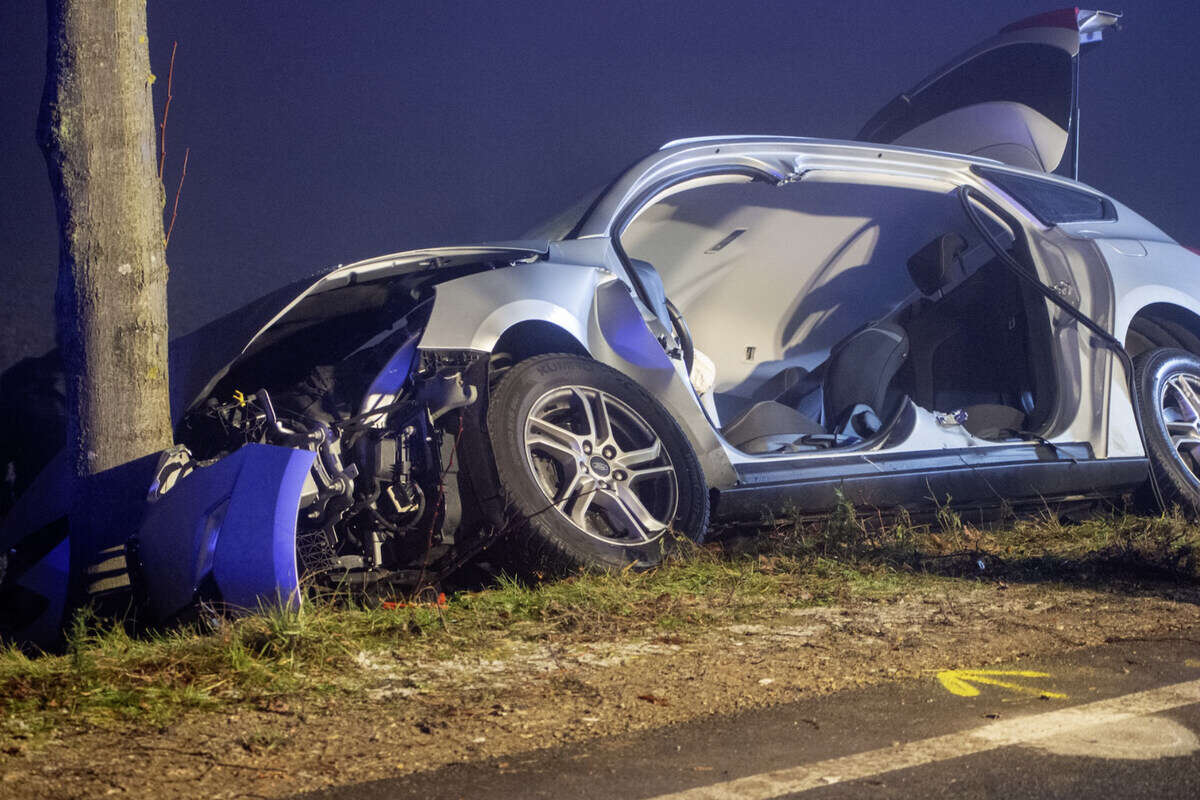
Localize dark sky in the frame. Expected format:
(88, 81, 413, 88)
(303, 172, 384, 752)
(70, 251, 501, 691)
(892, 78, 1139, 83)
(1, 1, 1196, 373)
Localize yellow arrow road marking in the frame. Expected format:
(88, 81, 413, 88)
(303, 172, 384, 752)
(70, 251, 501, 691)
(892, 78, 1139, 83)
(937, 669, 1067, 699)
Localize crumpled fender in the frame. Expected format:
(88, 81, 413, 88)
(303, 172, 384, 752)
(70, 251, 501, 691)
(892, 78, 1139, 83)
(135, 444, 315, 621)
(418, 260, 739, 489)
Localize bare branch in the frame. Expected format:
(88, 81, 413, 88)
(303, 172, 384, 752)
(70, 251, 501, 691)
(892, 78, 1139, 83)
(158, 40, 177, 180)
(165, 147, 189, 248)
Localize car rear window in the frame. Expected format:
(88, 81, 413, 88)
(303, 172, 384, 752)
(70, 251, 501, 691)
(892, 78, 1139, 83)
(973, 166, 1117, 225)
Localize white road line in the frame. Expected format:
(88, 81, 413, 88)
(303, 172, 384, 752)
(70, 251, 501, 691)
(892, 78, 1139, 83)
(645, 677, 1200, 800)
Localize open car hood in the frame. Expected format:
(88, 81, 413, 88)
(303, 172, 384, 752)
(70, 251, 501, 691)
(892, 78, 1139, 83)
(857, 8, 1120, 176)
(168, 242, 547, 420)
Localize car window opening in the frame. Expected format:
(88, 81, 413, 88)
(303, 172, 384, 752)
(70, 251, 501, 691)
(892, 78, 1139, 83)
(618, 176, 1059, 455)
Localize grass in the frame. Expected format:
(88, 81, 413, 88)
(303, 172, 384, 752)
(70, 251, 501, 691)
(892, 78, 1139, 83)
(2, 500, 1199, 745)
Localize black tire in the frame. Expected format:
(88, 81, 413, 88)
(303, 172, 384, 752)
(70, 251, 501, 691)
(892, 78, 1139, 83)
(487, 353, 709, 572)
(1133, 347, 1200, 513)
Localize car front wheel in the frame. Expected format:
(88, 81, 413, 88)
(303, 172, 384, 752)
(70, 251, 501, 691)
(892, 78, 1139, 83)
(487, 353, 709, 572)
(1134, 347, 1200, 513)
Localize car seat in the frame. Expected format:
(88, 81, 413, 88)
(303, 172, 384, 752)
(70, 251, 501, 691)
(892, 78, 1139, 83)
(822, 321, 910, 432)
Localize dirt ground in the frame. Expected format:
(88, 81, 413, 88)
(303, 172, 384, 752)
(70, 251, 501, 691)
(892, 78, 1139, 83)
(3, 579, 1200, 799)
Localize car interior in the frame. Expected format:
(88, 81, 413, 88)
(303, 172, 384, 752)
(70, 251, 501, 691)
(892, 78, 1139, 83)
(619, 174, 1058, 454)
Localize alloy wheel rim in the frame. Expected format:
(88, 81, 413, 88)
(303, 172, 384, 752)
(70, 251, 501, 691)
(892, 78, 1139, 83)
(522, 385, 678, 547)
(1159, 372, 1200, 483)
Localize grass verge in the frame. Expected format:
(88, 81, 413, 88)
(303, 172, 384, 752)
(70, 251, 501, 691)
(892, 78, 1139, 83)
(2, 502, 1198, 746)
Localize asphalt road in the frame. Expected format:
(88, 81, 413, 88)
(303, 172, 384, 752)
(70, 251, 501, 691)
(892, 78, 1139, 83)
(299, 634, 1200, 799)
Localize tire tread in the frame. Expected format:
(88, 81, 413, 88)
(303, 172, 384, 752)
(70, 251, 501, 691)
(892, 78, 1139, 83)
(486, 353, 709, 573)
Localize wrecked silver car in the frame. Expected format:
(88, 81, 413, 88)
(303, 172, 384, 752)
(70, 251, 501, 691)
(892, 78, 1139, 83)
(6, 9, 1200, 645)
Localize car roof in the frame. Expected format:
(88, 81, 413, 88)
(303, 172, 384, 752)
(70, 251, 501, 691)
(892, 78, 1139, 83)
(657, 133, 1009, 169)
(651, 133, 1118, 201)
(567, 133, 1118, 240)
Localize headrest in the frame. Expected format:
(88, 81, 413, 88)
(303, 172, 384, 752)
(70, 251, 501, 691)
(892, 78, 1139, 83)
(907, 233, 966, 296)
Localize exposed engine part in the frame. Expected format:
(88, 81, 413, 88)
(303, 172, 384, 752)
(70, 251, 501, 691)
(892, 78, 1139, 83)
(146, 271, 502, 600)
(416, 367, 478, 421)
(296, 527, 340, 579)
(385, 482, 421, 516)
(170, 341, 492, 597)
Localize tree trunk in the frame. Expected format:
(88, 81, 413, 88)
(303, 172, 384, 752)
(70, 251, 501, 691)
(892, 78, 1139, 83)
(38, 0, 173, 481)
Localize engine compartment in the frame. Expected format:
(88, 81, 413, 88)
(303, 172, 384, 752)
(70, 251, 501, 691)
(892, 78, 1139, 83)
(167, 278, 494, 601)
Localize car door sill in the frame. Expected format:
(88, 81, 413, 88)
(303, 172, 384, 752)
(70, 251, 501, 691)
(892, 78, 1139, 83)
(715, 452, 1149, 523)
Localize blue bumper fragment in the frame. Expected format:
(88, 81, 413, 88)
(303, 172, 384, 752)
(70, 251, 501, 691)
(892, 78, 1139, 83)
(136, 444, 315, 621)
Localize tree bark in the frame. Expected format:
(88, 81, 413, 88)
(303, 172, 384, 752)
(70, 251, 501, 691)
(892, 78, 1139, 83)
(38, 0, 173, 480)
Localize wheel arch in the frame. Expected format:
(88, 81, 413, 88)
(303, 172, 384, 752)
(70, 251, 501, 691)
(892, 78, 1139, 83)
(1125, 303, 1200, 358)
(491, 320, 590, 371)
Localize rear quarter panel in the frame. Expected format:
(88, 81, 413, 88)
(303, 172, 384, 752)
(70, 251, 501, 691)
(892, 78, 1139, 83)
(1062, 200, 1200, 459)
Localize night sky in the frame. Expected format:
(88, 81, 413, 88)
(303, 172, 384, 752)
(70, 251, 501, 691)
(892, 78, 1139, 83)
(1, 1, 1197, 374)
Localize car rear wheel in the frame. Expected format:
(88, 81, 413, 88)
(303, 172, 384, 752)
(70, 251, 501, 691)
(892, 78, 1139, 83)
(487, 353, 708, 572)
(1134, 347, 1200, 512)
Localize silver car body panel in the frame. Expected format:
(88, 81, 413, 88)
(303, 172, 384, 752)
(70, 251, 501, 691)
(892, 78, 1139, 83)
(414, 136, 1198, 491)
(239, 244, 547, 356)
(420, 259, 738, 488)
(175, 243, 547, 415)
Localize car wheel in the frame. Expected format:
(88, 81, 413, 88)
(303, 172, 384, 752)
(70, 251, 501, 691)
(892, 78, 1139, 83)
(487, 353, 709, 571)
(1134, 347, 1200, 512)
